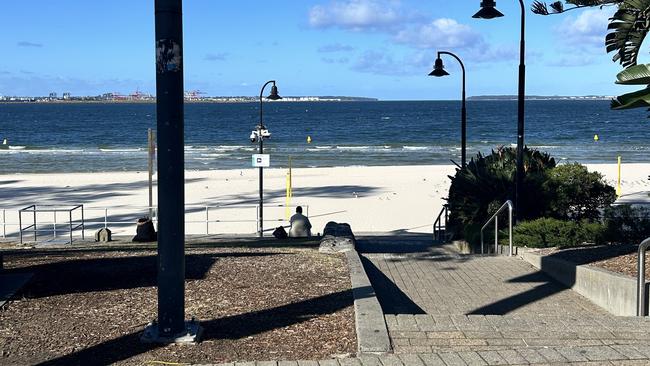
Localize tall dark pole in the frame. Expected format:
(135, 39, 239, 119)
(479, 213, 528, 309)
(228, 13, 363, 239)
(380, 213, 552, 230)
(516, 0, 526, 223)
(154, 0, 185, 337)
(473, 0, 526, 222)
(257, 80, 275, 237)
(437, 51, 466, 168)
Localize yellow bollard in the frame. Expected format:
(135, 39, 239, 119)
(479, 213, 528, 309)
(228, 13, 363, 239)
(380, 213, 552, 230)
(617, 156, 622, 197)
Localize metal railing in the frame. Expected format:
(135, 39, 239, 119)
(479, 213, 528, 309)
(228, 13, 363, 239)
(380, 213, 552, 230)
(19, 205, 85, 244)
(2, 203, 308, 241)
(637, 237, 650, 316)
(480, 200, 513, 256)
(433, 205, 448, 243)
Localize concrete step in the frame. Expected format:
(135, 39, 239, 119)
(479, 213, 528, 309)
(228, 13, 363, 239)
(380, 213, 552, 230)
(387, 314, 650, 354)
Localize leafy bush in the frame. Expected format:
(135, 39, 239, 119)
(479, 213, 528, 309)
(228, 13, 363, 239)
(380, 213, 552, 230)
(543, 163, 616, 221)
(511, 218, 606, 248)
(604, 205, 650, 244)
(446, 146, 555, 238)
(445, 147, 618, 243)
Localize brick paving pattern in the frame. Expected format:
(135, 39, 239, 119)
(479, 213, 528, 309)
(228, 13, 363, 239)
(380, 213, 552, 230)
(212, 239, 650, 365)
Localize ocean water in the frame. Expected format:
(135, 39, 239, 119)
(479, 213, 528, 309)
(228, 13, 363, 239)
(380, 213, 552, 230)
(0, 100, 648, 173)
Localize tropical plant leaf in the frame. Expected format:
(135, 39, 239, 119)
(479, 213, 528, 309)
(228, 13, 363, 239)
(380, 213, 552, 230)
(550, 1, 565, 12)
(606, 0, 650, 68)
(532, 1, 551, 14)
(615, 63, 650, 84)
(610, 86, 650, 109)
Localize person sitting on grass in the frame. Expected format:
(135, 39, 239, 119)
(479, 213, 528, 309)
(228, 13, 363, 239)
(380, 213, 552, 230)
(289, 206, 312, 237)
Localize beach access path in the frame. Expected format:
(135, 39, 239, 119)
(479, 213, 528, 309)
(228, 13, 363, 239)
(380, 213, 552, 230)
(351, 235, 650, 365)
(0, 164, 647, 240)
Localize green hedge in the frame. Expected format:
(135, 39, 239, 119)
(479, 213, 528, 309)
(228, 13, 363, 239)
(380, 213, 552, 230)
(510, 218, 606, 248)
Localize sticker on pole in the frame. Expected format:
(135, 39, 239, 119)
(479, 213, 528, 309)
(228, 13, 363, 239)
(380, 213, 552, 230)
(252, 154, 270, 167)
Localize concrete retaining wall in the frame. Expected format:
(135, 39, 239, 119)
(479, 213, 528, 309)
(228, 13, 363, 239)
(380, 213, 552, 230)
(521, 250, 645, 317)
(345, 250, 391, 354)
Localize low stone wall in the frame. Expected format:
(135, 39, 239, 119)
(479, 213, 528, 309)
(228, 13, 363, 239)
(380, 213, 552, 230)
(345, 250, 391, 354)
(521, 250, 646, 317)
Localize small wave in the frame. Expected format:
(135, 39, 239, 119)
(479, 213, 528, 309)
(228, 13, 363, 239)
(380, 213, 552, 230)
(99, 148, 143, 152)
(381, 117, 391, 120)
(403, 146, 429, 151)
(184, 146, 210, 151)
(8, 146, 26, 150)
(0, 148, 87, 154)
(336, 146, 370, 150)
(314, 146, 333, 150)
(200, 153, 229, 158)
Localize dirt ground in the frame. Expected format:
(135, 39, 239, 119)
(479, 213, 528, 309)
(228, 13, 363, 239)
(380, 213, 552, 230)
(0, 245, 356, 365)
(537, 244, 648, 278)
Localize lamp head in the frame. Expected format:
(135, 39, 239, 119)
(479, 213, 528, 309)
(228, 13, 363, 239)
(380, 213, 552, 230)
(267, 84, 282, 100)
(472, 0, 504, 19)
(429, 57, 449, 77)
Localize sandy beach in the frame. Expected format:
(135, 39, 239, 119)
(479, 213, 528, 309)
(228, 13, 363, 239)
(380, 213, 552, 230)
(0, 164, 648, 239)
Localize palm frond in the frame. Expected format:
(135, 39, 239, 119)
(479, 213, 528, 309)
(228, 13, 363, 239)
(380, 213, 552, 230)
(615, 63, 650, 84)
(605, 0, 650, 68)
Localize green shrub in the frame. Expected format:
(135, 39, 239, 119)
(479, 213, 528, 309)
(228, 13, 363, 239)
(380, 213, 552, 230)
(511, 218, 606, 248)
(446, 146, 555, 239)
(543, 163, 616, 221)
(445, 147, 618, 243)
(604, 205, 650, 244)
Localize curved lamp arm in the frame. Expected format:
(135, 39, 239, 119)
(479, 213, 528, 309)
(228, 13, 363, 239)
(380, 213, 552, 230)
(259, 80, 276, 128)
(437, 51, 467, 167)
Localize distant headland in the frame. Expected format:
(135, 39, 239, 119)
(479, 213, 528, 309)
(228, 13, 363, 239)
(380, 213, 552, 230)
(0, 92, 378, 103)
(468, 95, 614, 101)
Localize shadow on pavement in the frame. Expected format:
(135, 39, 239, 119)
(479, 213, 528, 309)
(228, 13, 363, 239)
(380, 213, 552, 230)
(360, 255, 425, 315)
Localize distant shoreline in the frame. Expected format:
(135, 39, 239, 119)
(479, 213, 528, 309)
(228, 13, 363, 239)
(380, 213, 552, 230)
(468, 95, 614, 101)
(0, 96, 379, 104)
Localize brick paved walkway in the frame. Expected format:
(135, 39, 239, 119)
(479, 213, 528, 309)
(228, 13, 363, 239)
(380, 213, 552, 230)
(356, 237, 650, 365)
(210, 237, 650, 365)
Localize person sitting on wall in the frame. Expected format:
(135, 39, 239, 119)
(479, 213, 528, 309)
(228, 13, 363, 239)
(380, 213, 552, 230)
(289, 206, 312, 237)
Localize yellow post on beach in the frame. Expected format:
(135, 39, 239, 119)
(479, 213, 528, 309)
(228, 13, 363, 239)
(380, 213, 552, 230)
(617, 156, 622, 197)
(286, 157, 293, 219)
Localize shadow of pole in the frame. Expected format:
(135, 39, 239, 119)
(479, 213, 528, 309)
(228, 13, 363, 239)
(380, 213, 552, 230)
(35, 289, 353, 366)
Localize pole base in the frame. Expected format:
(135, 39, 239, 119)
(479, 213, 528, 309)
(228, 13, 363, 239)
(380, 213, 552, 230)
(141, 319, 203, 344)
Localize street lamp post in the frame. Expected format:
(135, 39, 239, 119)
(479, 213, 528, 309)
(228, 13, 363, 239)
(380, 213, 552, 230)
(141, 0, 201, 344)
(473, 0, 526, 223)
(252, 80, 281, 237)
(429, 51, 467, 168)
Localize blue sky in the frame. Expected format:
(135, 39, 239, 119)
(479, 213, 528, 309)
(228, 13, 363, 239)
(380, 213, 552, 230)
(0, 1, 639, 100)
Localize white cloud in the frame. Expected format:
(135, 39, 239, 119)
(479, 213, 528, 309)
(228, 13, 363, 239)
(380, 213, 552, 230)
(547, 55, 596, 67)
(204, 53, 228, 61)
(17, 41, 43, 48)
(394, 18, 483, 49)
(318, 43, 356, 53)
(556, 8, 613, 49)
(322, 57, 350, 64)
(308, 0, 414, 31)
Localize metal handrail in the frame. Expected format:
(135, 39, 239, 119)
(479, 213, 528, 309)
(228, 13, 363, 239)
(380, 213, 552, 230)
(1, 203, 309, 239)
(19, 205, 84, 244)
(637, 237, 650, 316)
(480, 200, 513, 256)
(433, 205, 448, 242)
